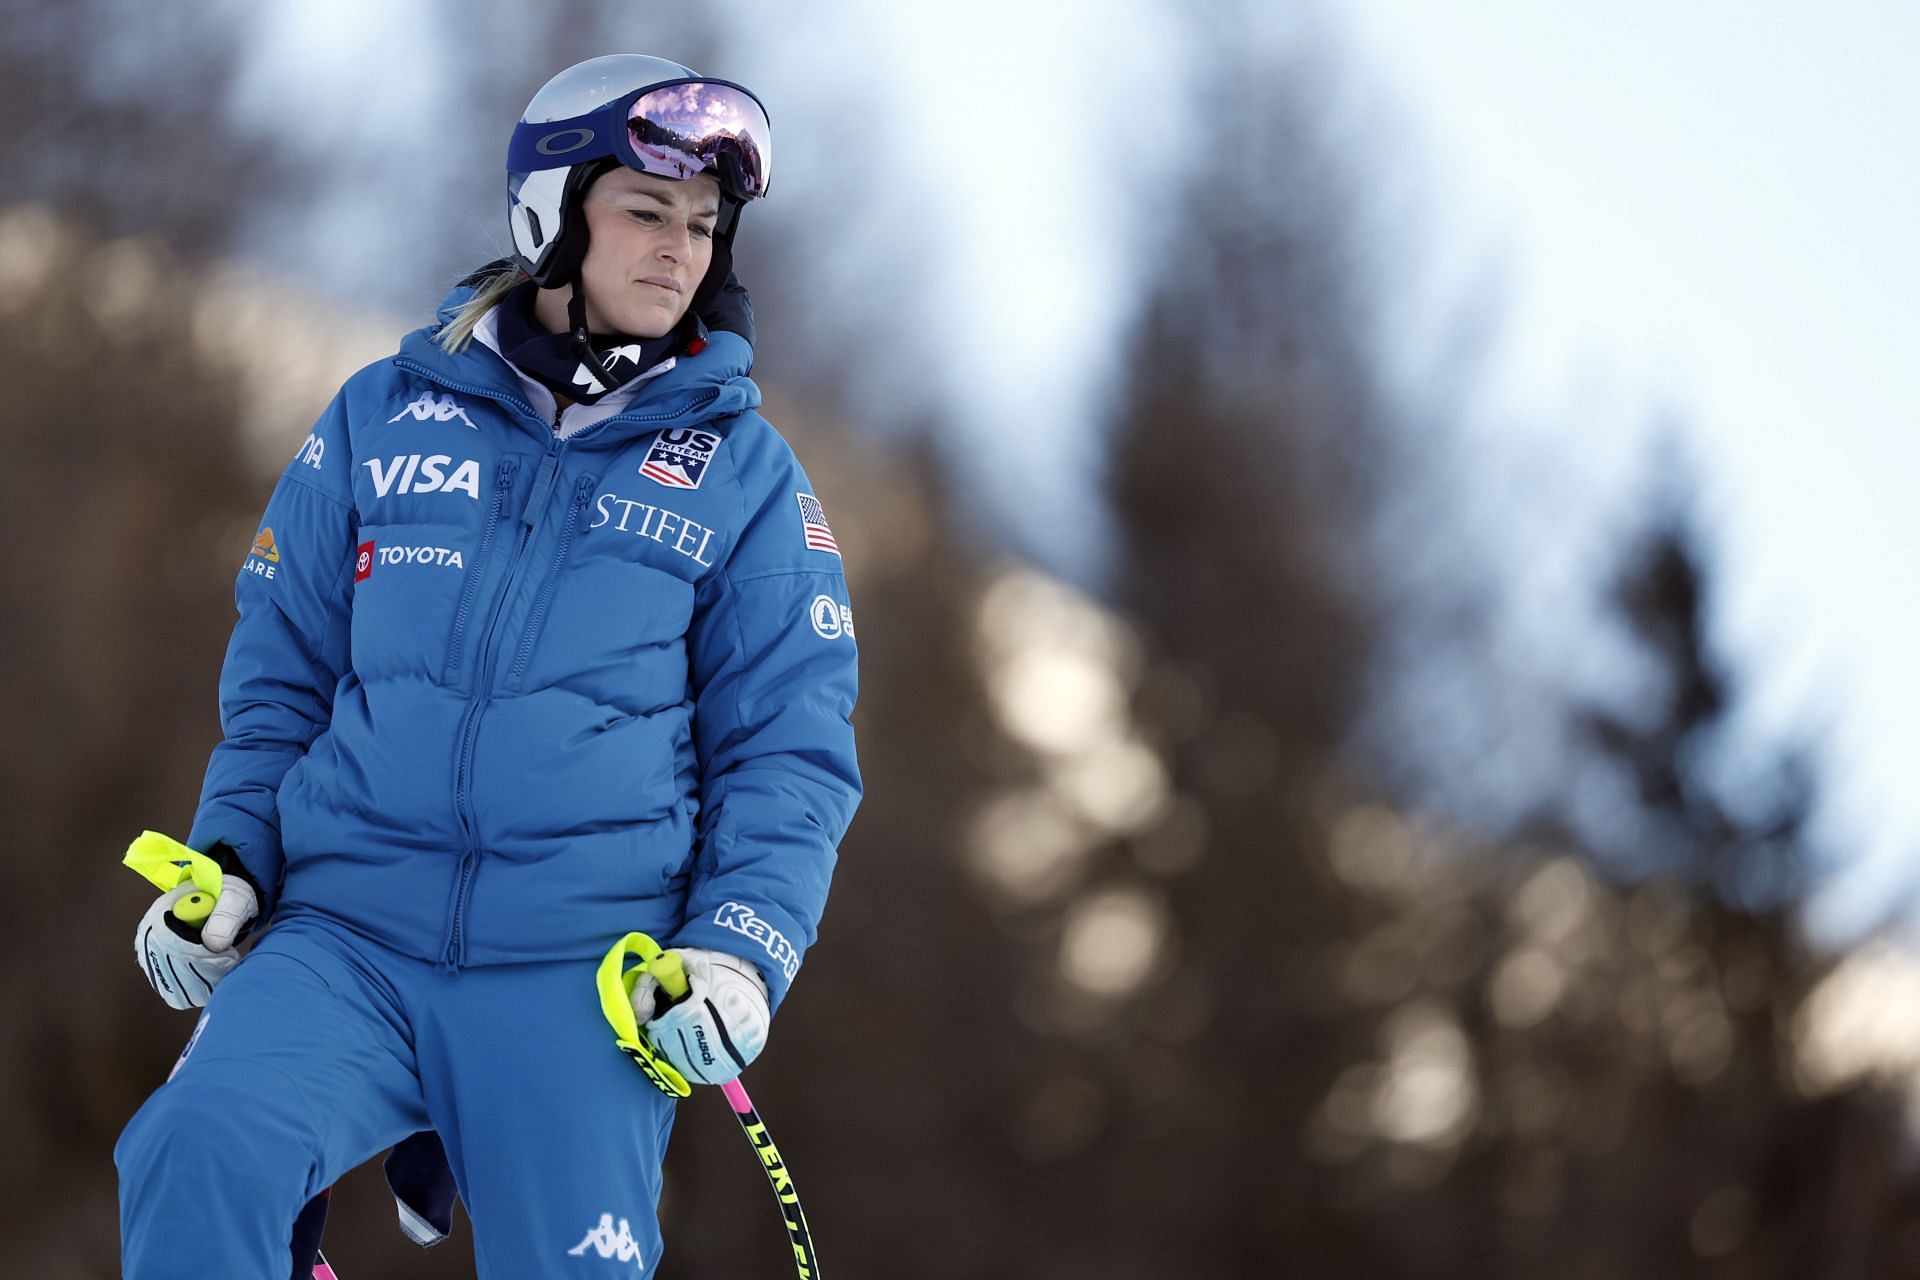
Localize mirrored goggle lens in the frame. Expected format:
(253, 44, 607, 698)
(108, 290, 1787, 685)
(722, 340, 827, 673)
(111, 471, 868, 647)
(624, 81, 772, 200)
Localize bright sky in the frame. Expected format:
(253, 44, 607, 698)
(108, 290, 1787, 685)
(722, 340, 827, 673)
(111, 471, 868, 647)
(1335, 0, 1920, 938)
(775, 0, 1184, 572)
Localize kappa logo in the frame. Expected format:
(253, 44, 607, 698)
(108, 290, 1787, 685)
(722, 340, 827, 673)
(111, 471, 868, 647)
(294, 433, 325, 471)
(714, 901, 801, 982)
(640, 428, 720, 490)
(566, 1213, 646, 1270)
(364, 454, 483, 500)
(388, 392, 479, 429)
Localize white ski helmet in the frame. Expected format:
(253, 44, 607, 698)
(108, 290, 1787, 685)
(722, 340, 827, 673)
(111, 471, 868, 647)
(507, 53, 773, 291)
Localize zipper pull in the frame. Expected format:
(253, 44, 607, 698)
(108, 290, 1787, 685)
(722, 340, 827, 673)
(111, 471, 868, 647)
(521, 453, 560, 527)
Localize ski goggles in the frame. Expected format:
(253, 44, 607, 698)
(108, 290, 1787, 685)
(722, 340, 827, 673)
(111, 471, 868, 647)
(507, 79, 773, 202)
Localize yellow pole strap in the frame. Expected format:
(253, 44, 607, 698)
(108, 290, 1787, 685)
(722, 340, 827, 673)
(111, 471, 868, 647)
(122, 830, 224, 927)
(595, 932, 693, 1099)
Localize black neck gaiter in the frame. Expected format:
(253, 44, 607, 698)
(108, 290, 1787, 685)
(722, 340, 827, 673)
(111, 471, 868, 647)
(494, 282, 683, 406)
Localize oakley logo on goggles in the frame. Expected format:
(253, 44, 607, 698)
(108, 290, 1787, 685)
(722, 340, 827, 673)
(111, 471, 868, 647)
(508, 78, 772, 202)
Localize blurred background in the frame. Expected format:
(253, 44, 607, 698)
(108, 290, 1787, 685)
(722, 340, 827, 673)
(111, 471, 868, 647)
(5, 0, 1918, 1275)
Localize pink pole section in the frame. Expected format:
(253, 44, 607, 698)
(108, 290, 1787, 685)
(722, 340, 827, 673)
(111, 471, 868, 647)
(721, 1079, 753, 1114)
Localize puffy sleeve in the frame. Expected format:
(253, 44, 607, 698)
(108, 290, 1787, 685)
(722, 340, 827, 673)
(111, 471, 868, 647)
(186, 391, 358, 911)
(671, 422, 861, 1011)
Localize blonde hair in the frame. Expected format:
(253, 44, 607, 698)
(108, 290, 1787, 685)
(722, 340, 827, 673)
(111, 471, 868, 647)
(436, 264, 529, 354)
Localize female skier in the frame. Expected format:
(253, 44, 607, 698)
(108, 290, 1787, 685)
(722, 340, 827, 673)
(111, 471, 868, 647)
(116, 54, 860, 1278)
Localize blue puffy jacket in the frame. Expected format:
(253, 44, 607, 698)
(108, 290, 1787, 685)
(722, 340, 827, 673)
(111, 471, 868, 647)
(186, 287, 860, 1010)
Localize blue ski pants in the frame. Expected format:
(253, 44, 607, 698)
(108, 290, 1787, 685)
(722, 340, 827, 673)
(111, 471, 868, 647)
(116, 914, 676, 1278)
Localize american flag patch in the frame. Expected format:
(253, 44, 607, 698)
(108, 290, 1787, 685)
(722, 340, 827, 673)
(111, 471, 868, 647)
(796, 492, 839, 555)
(640, 428, 720, 490)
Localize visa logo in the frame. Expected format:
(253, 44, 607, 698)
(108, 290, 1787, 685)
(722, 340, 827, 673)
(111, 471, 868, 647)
(363, 454, 482, 500)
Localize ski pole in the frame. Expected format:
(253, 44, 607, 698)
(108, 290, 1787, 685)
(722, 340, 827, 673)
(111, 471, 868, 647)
(123, 831, 342, 1280)
(598, 933, 823, 1280)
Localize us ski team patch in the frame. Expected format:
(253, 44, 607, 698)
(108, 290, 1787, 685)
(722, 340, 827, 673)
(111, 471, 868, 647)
(796, 493, 839, 556)
(640, 428, 720, 490)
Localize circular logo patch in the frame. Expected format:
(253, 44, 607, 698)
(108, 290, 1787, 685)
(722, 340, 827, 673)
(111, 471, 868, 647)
(809, 595, 843, 639)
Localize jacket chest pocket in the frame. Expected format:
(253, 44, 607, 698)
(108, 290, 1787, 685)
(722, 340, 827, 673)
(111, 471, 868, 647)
(498, 476, 600, 694)
(346, 454, 518, 683)
(506, 540, 699, 712)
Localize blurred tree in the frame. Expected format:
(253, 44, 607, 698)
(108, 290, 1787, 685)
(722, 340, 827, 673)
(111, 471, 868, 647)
(655, 428, 1029, 1278)
(1034, 0, 1920, 1272)
(1041, 11, 1402, 1276)
(0, 0, 303, 257)
(0, 214, 271, 1277)
(1208, 480, 1920, 1280)
(0, 3, 308, 1273)
(1454, 503, 1920, 1279)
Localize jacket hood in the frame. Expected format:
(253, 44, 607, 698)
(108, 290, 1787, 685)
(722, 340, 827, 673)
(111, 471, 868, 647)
(393, 281, 762, 444)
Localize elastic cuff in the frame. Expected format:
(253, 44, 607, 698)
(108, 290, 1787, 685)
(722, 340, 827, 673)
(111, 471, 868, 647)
(203, 841, 262, 897)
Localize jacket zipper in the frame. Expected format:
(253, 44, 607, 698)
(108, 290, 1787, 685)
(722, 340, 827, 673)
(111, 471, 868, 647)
(507, 474, 597, 690)
(393, 355, 722, 966)
(444, 430, 565, 968)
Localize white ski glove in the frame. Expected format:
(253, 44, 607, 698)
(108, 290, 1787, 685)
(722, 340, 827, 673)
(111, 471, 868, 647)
(630, 947, 771, 1086)
(135, 878, 259, 1011)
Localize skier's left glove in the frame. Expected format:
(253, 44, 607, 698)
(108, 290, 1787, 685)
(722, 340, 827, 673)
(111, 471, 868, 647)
(631, 947, 771, 1086)
(134, 845, 260, 1011)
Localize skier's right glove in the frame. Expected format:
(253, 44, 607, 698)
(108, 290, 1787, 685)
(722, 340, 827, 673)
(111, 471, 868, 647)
(134, 862, 259, 1011)
(631, 947, 771, 1087)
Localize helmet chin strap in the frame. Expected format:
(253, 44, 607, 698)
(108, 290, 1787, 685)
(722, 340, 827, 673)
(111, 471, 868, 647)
(553, 276, 693, 403)
(565, 284, 605, 382)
